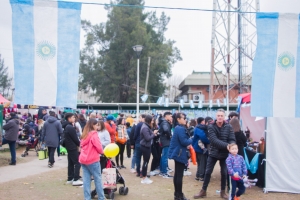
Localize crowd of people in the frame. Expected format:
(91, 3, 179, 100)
(1, 108, 249, 200)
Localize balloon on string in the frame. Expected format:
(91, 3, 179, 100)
(81, 109, 85, 114)
(103, 143, 120, 158)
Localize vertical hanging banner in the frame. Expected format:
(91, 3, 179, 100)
(223, 98, 227, 106)
(10, 0, 82, 108)
(164, 98, 169, 107)
(209, 100, 213, 108)
(189, 100, 195, 108)
(198, 100, 203, 109)
(217, 99, 220, 107)
(252, 13, 300, 117)
(180, 99, 184, 108)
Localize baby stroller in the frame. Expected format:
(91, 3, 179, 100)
(21, 136, 40, 157)
(91, 156, 128, 200)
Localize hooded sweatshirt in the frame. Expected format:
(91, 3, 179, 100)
(3, 117, 19, 141)
(42, 116, 63, 147)
(79, 131, 103, 165)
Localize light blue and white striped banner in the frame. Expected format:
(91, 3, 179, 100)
(10, 0, 81, 108)
(252, 13, 300, 118)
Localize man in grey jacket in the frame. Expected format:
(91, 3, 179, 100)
(42, 111, 63, 168)
(1, 112, 19, 165)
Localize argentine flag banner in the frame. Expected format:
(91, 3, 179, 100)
(251, 13, 300, 118)
(10, 0, 81, 108)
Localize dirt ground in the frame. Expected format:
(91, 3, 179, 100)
(0, 145, 36, 167)
(0, 150, 299, 200)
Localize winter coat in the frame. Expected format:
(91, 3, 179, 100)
(235, 131, 247, 158)
(207, 120, 236, 159)
(78, 119, 86, 130)
(130, 124, 136, 146)
(104, 122, 117, 143)
(42, 116, 63, 148)
(79, 131, 103, 165)
(168, 125, 192, 165)
(133, 122, 144, 145)
(98, 130, 111, 149)
(3, 117, 19, 141)
(226, 153, 247, 180)
(116, 124, 127, 144)
(140, 123, 155, 148)
(63, 122, 80, 151)
(187, 126, 195, 137)
(192, 124, 210, 154)
(158, 118, 172, 148)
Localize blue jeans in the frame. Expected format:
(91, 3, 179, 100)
(82, 162, 105, 200)
(135, 143, 142, 174)
(230, 179, 246, 200)
(160, 147, 169, 174)
(2, 137, 16, 163)
(131, 148, 136, 169)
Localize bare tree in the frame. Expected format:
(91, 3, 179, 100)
(164, 74, 183, 102)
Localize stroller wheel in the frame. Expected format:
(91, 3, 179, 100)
(118, 186, 124, 195)
(91, 190, 97, 199)
(26, 152, 29, 155)
(108, 191, 114, 200)
(123, 187, 129, 195)
(21, 154, 25, 157)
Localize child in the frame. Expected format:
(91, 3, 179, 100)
(226, 143, 247, 200)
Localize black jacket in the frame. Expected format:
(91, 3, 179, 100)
(62, 122, 80, 151)
(158, 118, 172, 148)
(207, 121, 236, 159)
(130, 124, 136, 146)
(235, 131, 247, 158)
(133, 122, 143, 145)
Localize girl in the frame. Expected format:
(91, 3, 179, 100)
(168, 113, 192, 200)
(97, 120, 110, 149)
(115, 117, 127, 169)
(140, 115, 158, 184)
(79, 118, 105, 200)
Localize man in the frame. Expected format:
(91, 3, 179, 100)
(105, 115, 117, 143)
(63, 113, 82, 186)
(126, 114, 134, 126)
(42, 111, 63, 168)
(194, 109, 236, 199)
(133, 114, 146, 177)
(42, 109, 49, 121)
(159, 111, 173, 178)
(1, 112, 19, 165)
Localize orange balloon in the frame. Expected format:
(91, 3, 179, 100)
(189, 146, 197, 165)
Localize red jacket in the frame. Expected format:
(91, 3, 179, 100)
(105, 122, 116, 143)
(79, 131, 103, 165)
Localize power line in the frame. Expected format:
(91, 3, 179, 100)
(53, 0, 257, 13)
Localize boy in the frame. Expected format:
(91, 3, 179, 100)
(226, 143, 247, 200)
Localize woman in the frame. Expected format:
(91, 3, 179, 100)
(78, 114, 87, 130)
(140, 115, 158, 184)
(74, 114, 83, 137)
(97, 120, 110, 149)
(79, 118, 105, 200)
(115, 118, 127, 169)
(187, 119, 196, 137)
(149, 117, 160, 176)
(63, 113, 82, 186)
(229, 118, 247, 158)
(168, 113, 192, 200)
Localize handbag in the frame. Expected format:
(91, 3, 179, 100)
(102, 160, 117, 189)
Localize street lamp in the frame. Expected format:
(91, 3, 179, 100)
(132, 45, 144, 120)
(224, 63, 231, 116)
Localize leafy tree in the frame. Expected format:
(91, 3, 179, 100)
(0, 54, 12, 97)
(79, 0, 181, 103)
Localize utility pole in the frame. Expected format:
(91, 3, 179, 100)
(144, 57, 151, 95)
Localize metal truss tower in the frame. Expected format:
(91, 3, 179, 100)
(209, 0, 260, 105)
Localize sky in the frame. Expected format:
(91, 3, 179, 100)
(1, 0, 300, 82)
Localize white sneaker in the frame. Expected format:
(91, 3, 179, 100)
(167, 167, 173, 173)
(72, 180, 83, 186)
(163, 173, 173, 178)
(130, 168, 136, 173)
(149, 171, 159, 176)
(141, 177, 153, 184)
(66, 179, 73, 184)
(184, 170, 192, 176)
